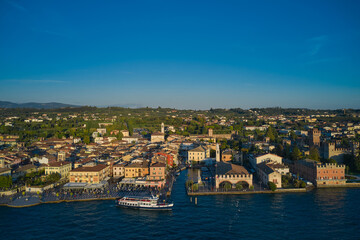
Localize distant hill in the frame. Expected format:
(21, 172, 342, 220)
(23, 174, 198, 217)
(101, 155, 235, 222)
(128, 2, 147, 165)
(0, 101, 80, 109)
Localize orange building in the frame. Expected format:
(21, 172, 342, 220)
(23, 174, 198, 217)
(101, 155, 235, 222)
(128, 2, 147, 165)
(221, 150, 233, 162)
(153, 152, 174, 166)
(69, 164, 110, 184)
(124, 161, 149, 178)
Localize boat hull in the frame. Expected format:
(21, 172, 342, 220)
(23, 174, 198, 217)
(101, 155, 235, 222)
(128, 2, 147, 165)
(117, 196, 173, 211)
(117, 204, 173, 211)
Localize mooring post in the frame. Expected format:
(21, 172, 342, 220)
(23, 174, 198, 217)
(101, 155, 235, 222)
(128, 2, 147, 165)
(190, 197, 192, 202)
(195, 197, 197, 205)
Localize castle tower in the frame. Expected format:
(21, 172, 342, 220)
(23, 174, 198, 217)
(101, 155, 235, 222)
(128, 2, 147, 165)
(161, 122, 164, 134)
(323, 142, 336, 160)
(216, 143, 220, 162)
(309, 128, 321, 148)
(208, 128, 213, 137)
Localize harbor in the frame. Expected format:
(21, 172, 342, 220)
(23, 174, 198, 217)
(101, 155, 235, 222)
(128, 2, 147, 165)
(1, 169, 360, 240)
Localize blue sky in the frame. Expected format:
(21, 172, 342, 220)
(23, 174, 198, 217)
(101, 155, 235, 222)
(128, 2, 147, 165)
(1, 0, 360, 109)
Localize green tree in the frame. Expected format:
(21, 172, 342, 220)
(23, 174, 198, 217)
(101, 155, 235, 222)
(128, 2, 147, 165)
(328, 159, 337, 164)
(266, 126, 276, 142)
(281, 175, 289, 188)
(275, 144, 284, 156)
(268, 181, 277, 191)
(300, 181, 306, 188)
(343, 154, 360, 173)
(290, 130, 297, 141)
(224, 182, 232, 191)
(0, 175, 12, 189)
(186, 180, 194, 188)
(46, 173, 61, 183)
(309, 147, 320, 161)
(83, 135, 90, 144)
(292, 146, 302, 160)
(235, 182, 243, 190)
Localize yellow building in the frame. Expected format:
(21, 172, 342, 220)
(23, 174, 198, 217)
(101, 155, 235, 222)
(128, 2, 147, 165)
(45, 161, 72, 178)
(69, 164, 110, 184)
(124, 161, 149, 178)
(151, 132, 165, 143)
(188, 145, 210, 162)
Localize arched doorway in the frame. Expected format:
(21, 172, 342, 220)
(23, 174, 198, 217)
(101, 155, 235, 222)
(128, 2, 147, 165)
(219, 181, 233, 191)
(235, 181, 249, 190)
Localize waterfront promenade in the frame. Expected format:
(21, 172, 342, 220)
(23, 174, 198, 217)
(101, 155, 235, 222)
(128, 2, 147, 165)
(0, 183, 163, 208)
(0, 170, 178, 208)
(2, 169, 360, 240)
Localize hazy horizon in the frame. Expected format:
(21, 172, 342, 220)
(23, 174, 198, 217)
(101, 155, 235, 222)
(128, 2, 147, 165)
(1, 99, 360, 111)
(1, 0, 360, 109)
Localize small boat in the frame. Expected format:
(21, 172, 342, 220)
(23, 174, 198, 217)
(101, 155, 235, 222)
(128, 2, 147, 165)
(117, 195, 173, 210)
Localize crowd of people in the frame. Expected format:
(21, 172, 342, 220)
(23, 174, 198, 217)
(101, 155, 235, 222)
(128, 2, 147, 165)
(40, 183, 163, 202)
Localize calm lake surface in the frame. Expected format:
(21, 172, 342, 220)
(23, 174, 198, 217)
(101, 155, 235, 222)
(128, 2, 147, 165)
(1, 170, 359, 240)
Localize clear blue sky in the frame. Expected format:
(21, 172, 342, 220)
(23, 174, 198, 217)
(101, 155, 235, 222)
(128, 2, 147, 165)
(1, 0, 359, 109)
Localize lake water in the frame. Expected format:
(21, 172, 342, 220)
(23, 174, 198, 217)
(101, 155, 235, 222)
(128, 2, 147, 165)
(1, 170, 359, 240)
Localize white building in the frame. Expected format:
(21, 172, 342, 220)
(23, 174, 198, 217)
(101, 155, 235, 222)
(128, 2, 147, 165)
(249, 153, 283, 169)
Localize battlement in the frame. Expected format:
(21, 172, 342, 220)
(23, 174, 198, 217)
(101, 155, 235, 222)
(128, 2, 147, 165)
(218, 174, 252, 179)
(334, 148, 348, 152)
(317, 163, 345, 169)
(326, 143, 350, 152)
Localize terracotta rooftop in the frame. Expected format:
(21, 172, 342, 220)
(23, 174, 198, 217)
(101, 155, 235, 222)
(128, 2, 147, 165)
(151, 162, 166, 168)
(46, 161, 71, 167)
(216, 162, 249, 175)
(71, 164, 108, 172)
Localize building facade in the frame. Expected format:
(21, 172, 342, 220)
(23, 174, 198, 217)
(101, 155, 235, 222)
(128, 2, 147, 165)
(124, 161, 149, 178)
(323, 142, 351, 162)
(257, 162, 282, 188)
(292, 159, 346, 186)
(151, 132, 165, 143)
(57, 151, 66, 161)
(249, 153, 283, 169)
(215, 162, 253, 189)
(69, 164, 110, 184)
(112, 162, 127, 178)
(45, 161, 72, 178)
(221, 149, 233, 162)
(148, 162, 166, 180)
(188, 146, 210, 162)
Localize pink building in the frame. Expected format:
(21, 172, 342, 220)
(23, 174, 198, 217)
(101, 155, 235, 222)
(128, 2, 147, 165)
(149, 162, 166, 180)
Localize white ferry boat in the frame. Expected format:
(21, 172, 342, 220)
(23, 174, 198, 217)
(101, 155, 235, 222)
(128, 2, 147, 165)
(117, 195, 173, 210)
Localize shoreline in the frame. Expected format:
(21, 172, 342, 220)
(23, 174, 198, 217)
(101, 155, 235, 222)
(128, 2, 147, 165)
(2, 196, 119, 208)
(187, 188, 307, 196)
(2, 175, 359, 208)
(187, 183, 360, 196)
